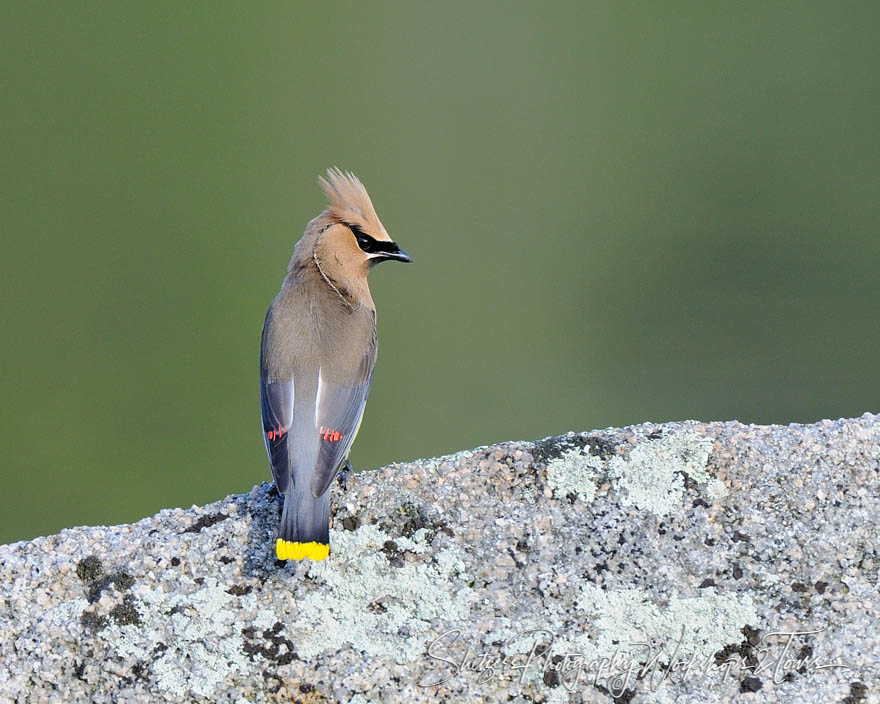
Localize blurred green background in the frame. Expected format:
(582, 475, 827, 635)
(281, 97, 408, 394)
(2, 2, 879, 544)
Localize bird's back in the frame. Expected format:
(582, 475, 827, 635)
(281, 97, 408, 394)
(261, 275, 376, 385)
(260, 273, 377, 495)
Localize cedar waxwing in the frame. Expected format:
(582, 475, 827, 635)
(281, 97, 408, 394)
(260, 168, 411, 561)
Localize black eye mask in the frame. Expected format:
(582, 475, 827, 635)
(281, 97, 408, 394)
(346, 223, 402, 256)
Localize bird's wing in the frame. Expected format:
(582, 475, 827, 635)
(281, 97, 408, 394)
(260, 377, 295, 494)
(310, 343, 376, 497)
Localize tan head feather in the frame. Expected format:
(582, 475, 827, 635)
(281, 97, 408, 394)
(318, 167, 389, 239)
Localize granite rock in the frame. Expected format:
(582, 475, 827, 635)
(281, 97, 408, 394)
(1, 416, 878, 703)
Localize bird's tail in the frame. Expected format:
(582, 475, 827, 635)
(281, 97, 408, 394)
(276, 482, 330, 561)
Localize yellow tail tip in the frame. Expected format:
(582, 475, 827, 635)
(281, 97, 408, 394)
(276, 539, 329, 561)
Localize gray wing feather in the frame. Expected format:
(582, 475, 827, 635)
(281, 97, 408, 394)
(310, 345, 376, 497)
(260, 378, 294, 493)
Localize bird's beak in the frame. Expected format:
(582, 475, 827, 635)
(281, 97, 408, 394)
(374, 244, 412, 263)
(387, 246, 412, 263)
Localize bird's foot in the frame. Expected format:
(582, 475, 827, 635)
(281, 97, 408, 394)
(337, 460, 355, 490)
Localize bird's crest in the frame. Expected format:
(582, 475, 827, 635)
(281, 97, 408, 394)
(318, 167, 386, 236)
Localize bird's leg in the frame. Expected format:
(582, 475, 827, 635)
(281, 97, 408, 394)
(336, 459, 355, 489)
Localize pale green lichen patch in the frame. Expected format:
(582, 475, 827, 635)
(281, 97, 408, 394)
(609, 432, 715, 516)
(293, 524, 474, 662)
(546, 449, 604, 502)
(546, 431, 717, 514)
(111, 579, 253, 698)
(572, 583, 757, 659)
(253, 608, 280, 631)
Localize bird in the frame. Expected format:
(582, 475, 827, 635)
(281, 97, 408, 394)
(260, 168, 411, 561)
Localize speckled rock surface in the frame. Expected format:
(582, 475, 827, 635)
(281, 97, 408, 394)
(1, 416, 878, 703)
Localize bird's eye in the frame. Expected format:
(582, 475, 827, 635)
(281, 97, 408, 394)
(348, 224, 379, 253)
